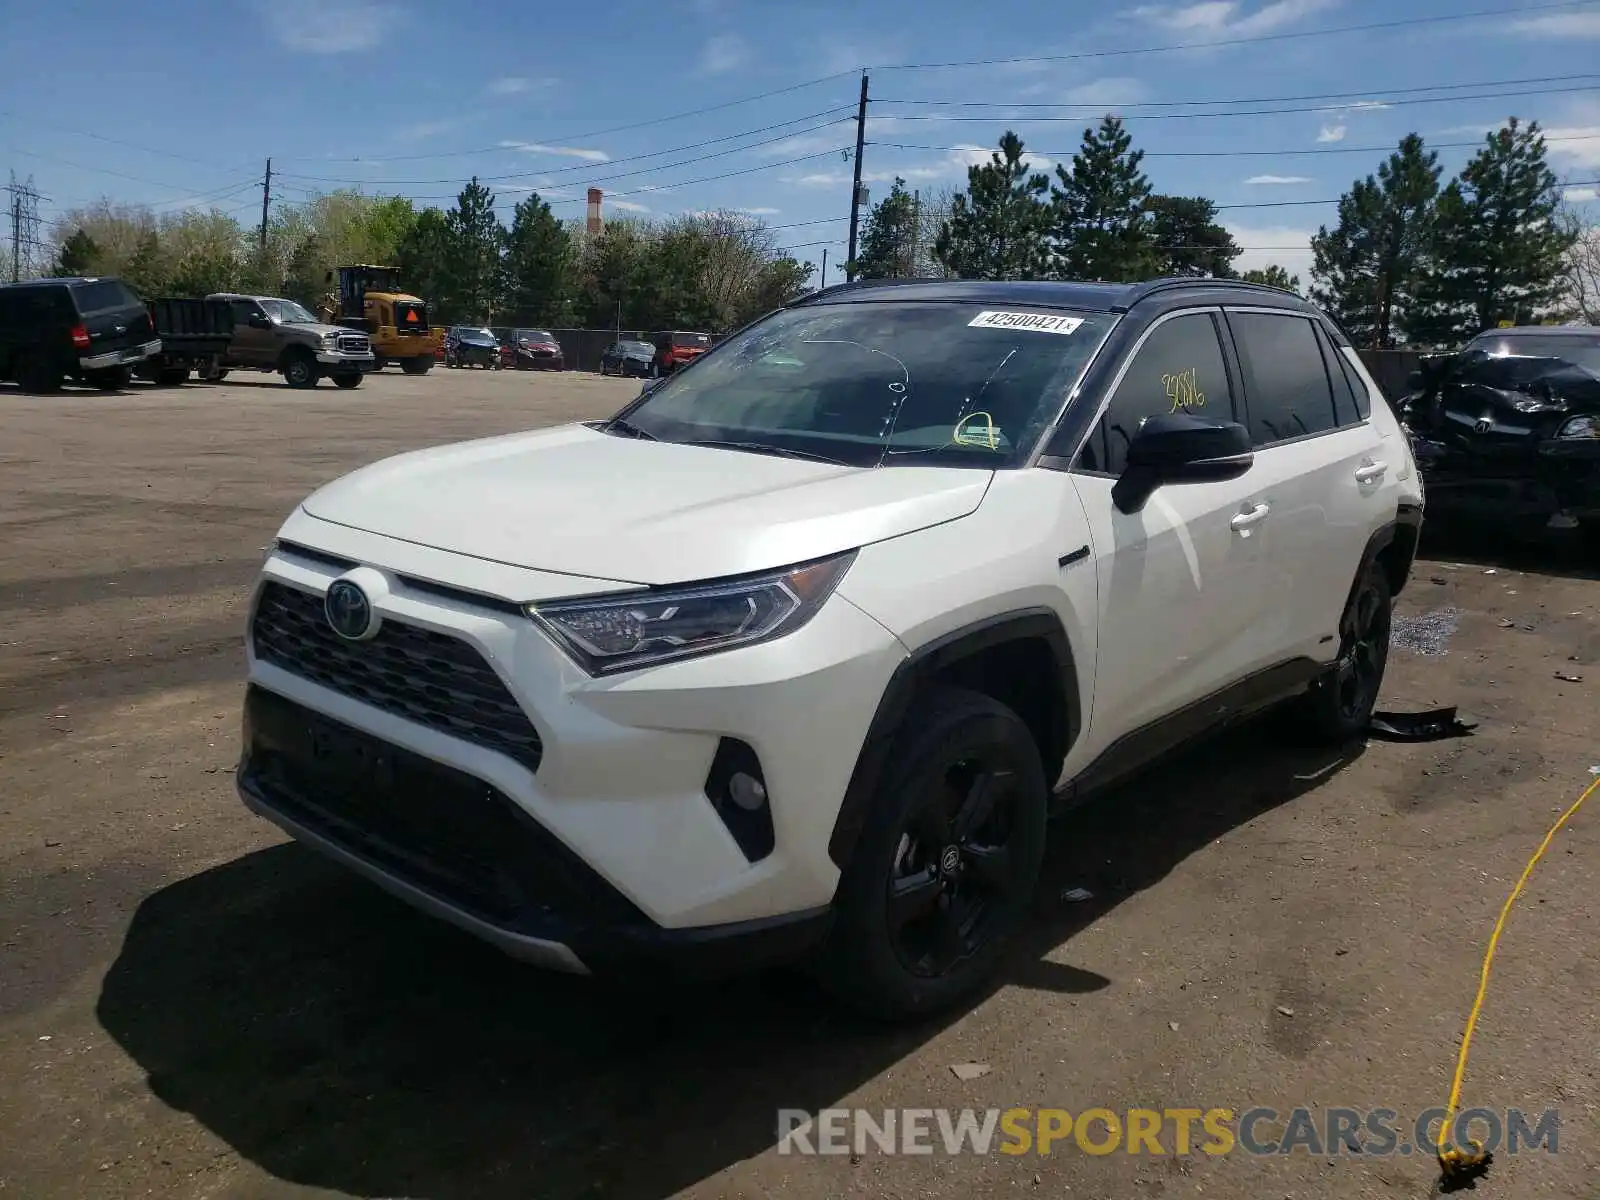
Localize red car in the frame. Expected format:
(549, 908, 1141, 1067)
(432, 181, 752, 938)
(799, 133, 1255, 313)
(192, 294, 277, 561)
(501, 328, 564, 370)
(652, 330, 712, 375)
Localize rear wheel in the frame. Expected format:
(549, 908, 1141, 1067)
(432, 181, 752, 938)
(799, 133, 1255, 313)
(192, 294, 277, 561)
(333, 373, 363, 389)
(16, 352, 63, 394)
(156, 367, 190, 386)
(401, 356, 431, 375)
(1294, 560, 1392, 743)
(86, 366, 132, 391)
(283, 352, 318, 389)
(817, 686, 1048, 1021)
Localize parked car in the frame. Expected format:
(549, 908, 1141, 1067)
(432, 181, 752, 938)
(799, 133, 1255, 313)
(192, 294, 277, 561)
(444, 326, 502, 369)
(1399, 324, 1600, 546)
(502, 328, 564, 370)
(0, 276, 160, 393)
(598, 339, 657, 378)
(652, 329, 712, 375)
(135, 297, 235, 385)
(235, 277, 1422, 1020)
(208, 293, 375, 389)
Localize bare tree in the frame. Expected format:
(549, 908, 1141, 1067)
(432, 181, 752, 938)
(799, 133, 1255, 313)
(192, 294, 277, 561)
(1554, 195, 1600, 322)
(915, 187, 960, 278)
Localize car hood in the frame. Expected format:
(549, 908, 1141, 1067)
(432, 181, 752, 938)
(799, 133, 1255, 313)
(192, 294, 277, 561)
(288, 321, 357, 339)
(299, 423, 992, 587)
(457, 335, 497, 346)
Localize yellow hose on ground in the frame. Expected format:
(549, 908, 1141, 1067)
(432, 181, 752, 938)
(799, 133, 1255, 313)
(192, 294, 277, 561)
(1436, 770, 1600, 1186)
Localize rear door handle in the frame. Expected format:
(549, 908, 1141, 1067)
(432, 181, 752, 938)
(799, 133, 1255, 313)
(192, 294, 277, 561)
(1354, 460, 1388, 484)
(1230, 502, 1270, 532)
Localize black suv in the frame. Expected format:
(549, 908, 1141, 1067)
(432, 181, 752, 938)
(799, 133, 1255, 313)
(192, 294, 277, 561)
(0, 276, 160, 393)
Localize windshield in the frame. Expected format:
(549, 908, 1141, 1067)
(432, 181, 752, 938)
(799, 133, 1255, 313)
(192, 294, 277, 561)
(518, 329, 554, 342)
(1471, 334, 1600, 374)
(621, 341, 653, 353)
(615, 301, 1114, 469)
(261, 298, 318, 325)
(672, 332, 711, 347)
(457, 327, 494, 341)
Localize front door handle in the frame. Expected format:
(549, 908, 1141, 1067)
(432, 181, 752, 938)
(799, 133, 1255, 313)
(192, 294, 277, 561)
(1230, 502, 1270, 533)
(1354, 460, 1388, 484)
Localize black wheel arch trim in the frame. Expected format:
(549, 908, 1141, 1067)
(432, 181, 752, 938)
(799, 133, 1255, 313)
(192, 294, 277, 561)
(826, 607, 1081, 871)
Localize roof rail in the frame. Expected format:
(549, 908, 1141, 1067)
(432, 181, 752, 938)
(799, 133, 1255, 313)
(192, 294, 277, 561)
(1120, 275, 1306, 309)
(789, 276, 949, 306)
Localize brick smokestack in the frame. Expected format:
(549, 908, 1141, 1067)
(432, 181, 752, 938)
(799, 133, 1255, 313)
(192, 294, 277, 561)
(587, 188, 603, 235)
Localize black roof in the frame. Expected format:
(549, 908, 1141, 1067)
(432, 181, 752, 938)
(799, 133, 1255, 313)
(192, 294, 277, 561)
(1467, 324, 1599, 339)
(792, 275, 1316, 315)
(0, 275, 116, 289)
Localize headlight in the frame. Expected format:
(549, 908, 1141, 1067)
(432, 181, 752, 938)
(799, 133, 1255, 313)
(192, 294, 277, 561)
(1509, 395, 1566, 414)
(321, 332, 340, 348)
(1557, 415, 1599, 439)
(529, 551, 856, 675)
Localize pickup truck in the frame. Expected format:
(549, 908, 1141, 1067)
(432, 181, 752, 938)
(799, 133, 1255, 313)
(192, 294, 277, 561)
(207, 292, 375, 388)
(135, 297, 235, 385)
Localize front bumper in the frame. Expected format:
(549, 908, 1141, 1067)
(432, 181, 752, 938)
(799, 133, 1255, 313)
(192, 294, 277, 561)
(80, 338, 160, 370)
(316, 350, 377, 371)
(236, 523, 906, 972)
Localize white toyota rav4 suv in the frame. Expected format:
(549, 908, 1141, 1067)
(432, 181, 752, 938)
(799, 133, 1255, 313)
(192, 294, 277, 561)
(237, 278, 1423, 1020)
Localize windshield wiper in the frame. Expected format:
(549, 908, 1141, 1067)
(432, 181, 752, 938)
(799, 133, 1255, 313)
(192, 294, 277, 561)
(605, 417, 657, 440)
(681, 438, 849, 466)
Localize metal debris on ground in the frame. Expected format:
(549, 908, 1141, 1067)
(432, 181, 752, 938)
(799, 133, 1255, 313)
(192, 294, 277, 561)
(1554, 670, 1584, 682)
(1391, 607, 1460, 656)
(950, 1063, 991, 1081)
(1061, 886, 1095, 903)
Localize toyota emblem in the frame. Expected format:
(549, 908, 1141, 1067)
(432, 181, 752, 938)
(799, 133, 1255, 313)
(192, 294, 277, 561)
(940, 845, 962, 875)
(324, 579, 376, 641)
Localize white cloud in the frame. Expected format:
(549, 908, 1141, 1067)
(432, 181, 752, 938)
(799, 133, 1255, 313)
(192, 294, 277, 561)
(1061, 76, 1150, 108)
(1132, 0, 1337, 39)
(786, 165, 947, 187)
(1316, 123, 1346, 143)
(1564, 186, 1599, 203)
(609, 199, 652, 213)
(739, 206, 781, 215)
(1509, 11, 1600, 37)
(486, 76, 555, 96)
(1244, 173, 1313, 185)
(1225, 221, 1317, 282)
(500, 140, 610, 162)
(256, 0, 393, 52)
(401, 119, 457, 140)
(1546, 127, 1600, 170)
(698, 33, 750, 74)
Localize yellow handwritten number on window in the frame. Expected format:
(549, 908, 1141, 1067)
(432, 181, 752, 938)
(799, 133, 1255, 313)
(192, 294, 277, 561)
(1162, 367, 1205, 413)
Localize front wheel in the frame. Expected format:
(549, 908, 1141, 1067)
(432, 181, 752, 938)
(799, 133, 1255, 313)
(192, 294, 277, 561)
(332, 373, 363, 389)
(401, 356, 431, 375)
(283, 353, 318, 389)
(817, 686, 1048, 1021)
(1293, 560, 1393, 743)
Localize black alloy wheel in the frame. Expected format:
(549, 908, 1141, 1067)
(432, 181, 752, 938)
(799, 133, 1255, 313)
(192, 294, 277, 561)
(1294, 560, 1393, 743)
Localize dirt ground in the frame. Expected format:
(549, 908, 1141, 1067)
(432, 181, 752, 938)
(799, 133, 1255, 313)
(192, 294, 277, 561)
(1, 366, 1597, 1200)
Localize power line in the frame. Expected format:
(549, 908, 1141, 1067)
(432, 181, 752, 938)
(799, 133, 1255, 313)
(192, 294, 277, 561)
(868, 133, 1600, 160)
(872, 82, 1600, 124)
(870, 0, 1600, 71)
(275, 109, 855, 188)
(874, 71, 1600, 111)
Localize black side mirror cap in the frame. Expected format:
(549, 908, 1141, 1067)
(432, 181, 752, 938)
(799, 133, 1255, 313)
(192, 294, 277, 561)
(1112, 412, 1254, 514)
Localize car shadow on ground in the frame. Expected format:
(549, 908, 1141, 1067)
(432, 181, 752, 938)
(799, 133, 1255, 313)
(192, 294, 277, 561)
(1418, 520, 1599, 583)
(95, 718, 1362, 1200)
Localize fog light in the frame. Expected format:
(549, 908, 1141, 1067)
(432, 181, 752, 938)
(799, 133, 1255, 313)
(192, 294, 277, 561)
(704, 738, 775, 863)
(728, 771, 767, 811)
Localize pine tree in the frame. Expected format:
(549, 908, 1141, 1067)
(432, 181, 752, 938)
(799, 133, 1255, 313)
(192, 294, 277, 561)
(1049, 116, 1155, 281)
(1310, 134, 1441, 348)
(1145, 195, 1240, 277)
(54, 229, 101, 275)
(1241, 264, 1301, 292)
(854, 178, 920, 279)
(500, 192, 575, 325)
(1405, 118, 1575, 346)
(933, 131, 1050, 280)
(444, 178, 504, 322)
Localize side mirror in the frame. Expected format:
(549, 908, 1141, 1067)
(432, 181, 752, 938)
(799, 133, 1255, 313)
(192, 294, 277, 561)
(248, 313, 271, 329)
(1112, 413, 1254, 514)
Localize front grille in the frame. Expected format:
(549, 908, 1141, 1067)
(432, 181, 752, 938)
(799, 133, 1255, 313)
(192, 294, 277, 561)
(337, 333, 370, 354)
(251, 581, 543, 772)
(242, 686, 644, 930)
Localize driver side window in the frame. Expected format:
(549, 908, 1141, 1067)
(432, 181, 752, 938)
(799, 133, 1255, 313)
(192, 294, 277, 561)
(1077, 312, 1234, 476)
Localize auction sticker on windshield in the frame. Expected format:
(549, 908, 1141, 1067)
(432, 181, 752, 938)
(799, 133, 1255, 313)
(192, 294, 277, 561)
(968, 311, 1084, 335)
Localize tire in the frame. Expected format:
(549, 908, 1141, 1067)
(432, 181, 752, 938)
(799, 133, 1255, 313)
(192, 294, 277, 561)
(1292, 559, 1393, 743)
(16, 352, 63, 394)
(372, 355, 388, 372)
(333, 373, 363, 389)
(283, 352, 318, 389)
(156, 367, 190, 386)
(212, 369, 229, 383)
(402, 356, 431, 375)
(87, 365, 132, 391)
(816, 686, 1049, 1021)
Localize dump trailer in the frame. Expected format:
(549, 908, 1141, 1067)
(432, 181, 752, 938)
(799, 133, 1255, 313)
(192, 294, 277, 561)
(317, 265, 440, 374)
(135, 297, 235, 385)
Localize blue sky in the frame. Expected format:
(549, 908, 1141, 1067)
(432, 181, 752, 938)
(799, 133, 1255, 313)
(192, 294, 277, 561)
(4, 0, 1600, 287)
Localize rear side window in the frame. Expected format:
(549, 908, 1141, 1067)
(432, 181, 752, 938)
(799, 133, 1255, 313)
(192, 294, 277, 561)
(1227, 312, 1338, 447)
(1078, 311, 1235, 476)
(71, 279, 142, 314)
(1316, 324, 1371, 422)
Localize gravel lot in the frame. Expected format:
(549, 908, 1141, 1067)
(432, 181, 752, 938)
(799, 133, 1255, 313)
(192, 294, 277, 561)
(1, 367, 1597, 1199)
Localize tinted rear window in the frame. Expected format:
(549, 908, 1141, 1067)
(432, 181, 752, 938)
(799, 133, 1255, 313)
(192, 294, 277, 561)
(71, 280, 143, 313)
(672, 332, 711, 347)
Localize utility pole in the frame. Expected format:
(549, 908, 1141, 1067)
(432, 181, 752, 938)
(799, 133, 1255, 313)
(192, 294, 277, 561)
(820, 247, 828, 289)
(910, 189, 921, 279)
(8, 185, 18, 284)
(259, 158, 272, 254)
(845, 73, 869, 282)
